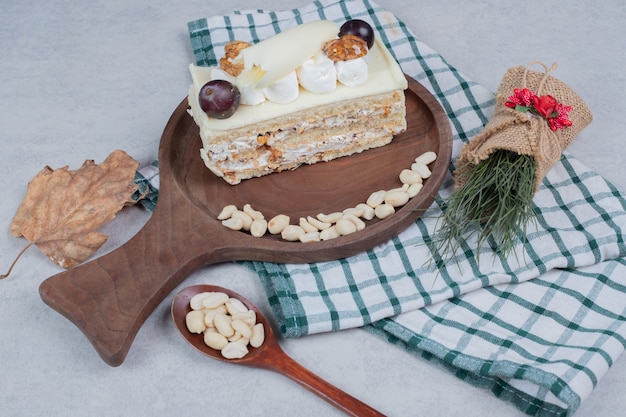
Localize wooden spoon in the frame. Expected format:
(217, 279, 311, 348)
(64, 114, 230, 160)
(172, 284, 386, 417)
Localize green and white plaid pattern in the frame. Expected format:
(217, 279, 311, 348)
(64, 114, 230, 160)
(132, 160, 159, 212)
(134, 1, 626, 415)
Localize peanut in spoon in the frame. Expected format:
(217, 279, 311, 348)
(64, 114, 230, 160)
(171, 284, 385, 417)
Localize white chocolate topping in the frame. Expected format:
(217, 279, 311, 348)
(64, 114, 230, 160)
(237, 20, 340, 89)
(188, 21, 407, 132)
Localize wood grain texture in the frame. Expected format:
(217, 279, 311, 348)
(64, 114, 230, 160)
(39, 76, 452, 366)
(172, 285, 386, 417)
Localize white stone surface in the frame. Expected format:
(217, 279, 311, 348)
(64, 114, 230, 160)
(1, 1, 624, 416)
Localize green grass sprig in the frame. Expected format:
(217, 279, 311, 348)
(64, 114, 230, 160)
(434, 150, 537, 259)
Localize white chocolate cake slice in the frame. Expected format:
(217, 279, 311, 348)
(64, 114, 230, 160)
(187, 20, 408, 185)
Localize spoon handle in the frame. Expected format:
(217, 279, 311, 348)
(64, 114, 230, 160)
(267, 351, 386, 417)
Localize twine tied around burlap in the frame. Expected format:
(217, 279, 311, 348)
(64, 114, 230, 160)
(454, 62, 593, 193)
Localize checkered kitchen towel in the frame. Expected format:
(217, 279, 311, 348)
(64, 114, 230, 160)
(138, 1, 626, 415)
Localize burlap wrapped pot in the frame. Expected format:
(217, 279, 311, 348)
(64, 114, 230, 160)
(454, 62, 593, 193)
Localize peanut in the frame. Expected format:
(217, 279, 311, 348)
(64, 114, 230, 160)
(385, 190, 410, 207)
(225, 297, 249, 315)
(204, 330, 229, 350)
(366, 190, 387, 208)
(203, 307, 226, 328)
(407, 182, 423, 198)
(317, 212, 343, 223)
(232, 310, 256, 326)
(281, 225, 305, 241)
(387, 186, 407, 194)
(213, 313, 235, 338)
(336, 217, 358, 235)
(299, 217, 318, 233)
(243, 203, 264, 220)
(343, 214, 366, 231)
(231, 210, 253, 231)
(411, 162, 432, 178)
(300, 231, 321, 243)
(320, 226, 340, 240)
(221, 341, 249, 359)
(222, 217, 243, 231)
(343, 207, 363, 218)
(228, 332, 247, 343)
(250, 323, 265, 348)
(307, 216, 331, 230)
(185, 310, 206, 334)
(250, 218, 268, 237)
(202, 292, 230, 309)
(189, 292, 210, 310)
(217, 204, 237, 220)
(415, 151, 437, 165)
(231, 319, 252, 339)
(399, 169, 422, 185)
(356, 203, 375, 220)
(268, 214, 290, 234)
(267, 214, 290, 235)
(375, 203, 395, 219)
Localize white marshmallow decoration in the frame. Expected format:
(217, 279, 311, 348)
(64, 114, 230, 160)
(237, 81, 266, 106)
(262, 70, 300, 104)
(335, 57, 369, 87)
(296, 52, 337, 93)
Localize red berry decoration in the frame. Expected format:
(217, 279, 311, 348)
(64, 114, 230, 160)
(198, 80, 240, 119)
(339, 19, 375, 49)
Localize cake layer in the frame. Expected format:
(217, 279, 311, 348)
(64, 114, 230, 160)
(199, 90, 406, 184)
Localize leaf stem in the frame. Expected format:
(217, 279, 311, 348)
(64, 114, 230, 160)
(1, 242, 34, 280)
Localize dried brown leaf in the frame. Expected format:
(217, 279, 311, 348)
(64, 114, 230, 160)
(8, 149, 139, 269)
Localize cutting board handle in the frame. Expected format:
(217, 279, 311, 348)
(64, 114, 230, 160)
(39, 207, 220, 366)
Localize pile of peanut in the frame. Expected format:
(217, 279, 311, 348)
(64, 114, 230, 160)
(217, 151, 437, 242)
(185, 291, 265, 359)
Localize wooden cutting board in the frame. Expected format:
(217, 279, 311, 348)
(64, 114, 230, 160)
(39, 76, 452, 366)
